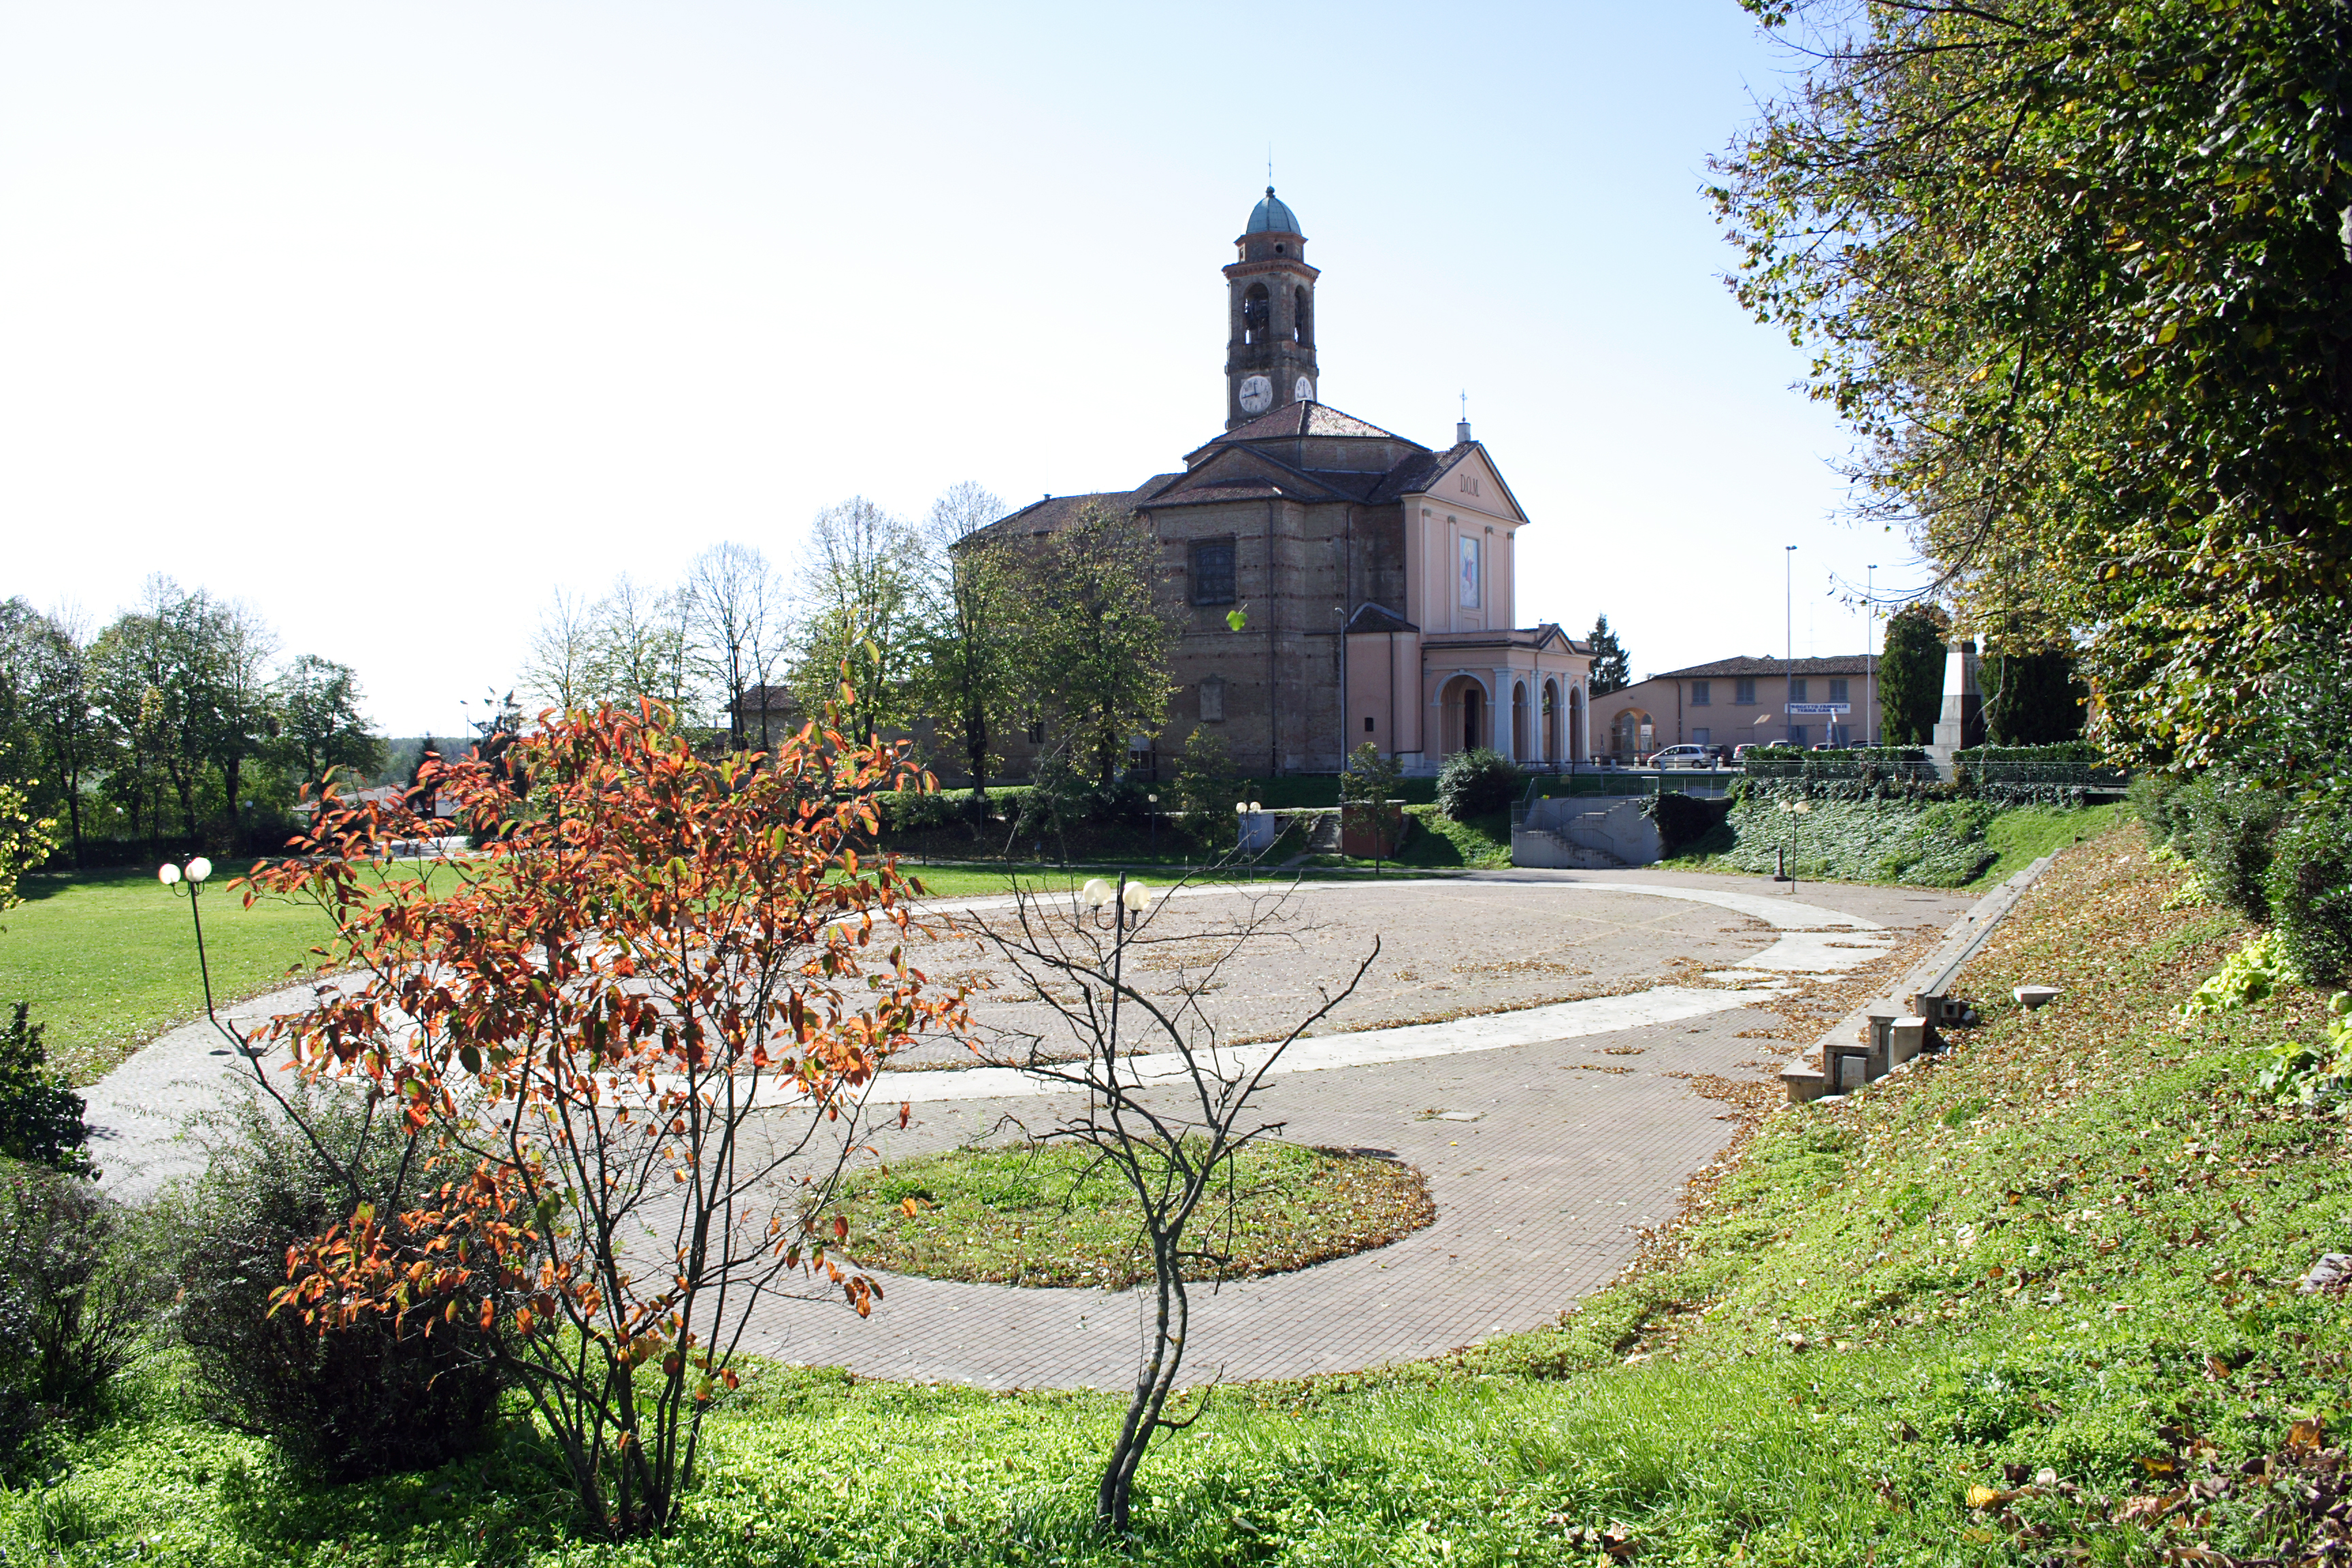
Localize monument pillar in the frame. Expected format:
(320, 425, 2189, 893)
(1927, 634, 1983, 774)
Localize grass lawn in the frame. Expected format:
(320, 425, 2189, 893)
(836, 1140, 1433, 1290)
(13, 818, 2346, 1563)
(0, 864, 370, 1085)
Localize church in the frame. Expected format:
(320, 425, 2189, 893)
(978, 187, 1591, 779)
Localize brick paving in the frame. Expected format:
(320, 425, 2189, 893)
(732, 1000, 1777, 1388)
(82, 866, 1971, 1387)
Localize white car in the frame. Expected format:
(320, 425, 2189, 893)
(1649, 745, 1720, 770)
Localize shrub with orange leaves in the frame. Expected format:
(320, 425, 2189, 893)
(238, 700, 966, 1538)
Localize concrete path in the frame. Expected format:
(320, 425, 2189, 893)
(78, 868, 1966, 1386)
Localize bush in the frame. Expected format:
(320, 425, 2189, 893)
(2127, 773, 2192, 847)
(1169, 729, 1243, 849)
(0, 1005, 91, 1176)
(1435, 749, 1520, 820)
(2267, 809, 2352, 986)
(176, 1092, 504, 1480)
(2183, 781, 2287, 921)
(1645, 793, 1731, 858)
(0, 1166, 171, 1430)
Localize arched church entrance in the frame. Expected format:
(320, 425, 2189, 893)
(1512, 682, 1529, 761)
(1438, 675, 1488, 758)
(1611, 708, 1654, 762)
(1541, 679, 1561, 762)
(1568, 687, 1585, 761)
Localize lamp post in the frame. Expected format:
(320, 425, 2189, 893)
(1147, 792, 1158, 860)
(157, 855, 220, 1026)
(1865, 564, 1878, 749)
(1784, 544, 1798, 746)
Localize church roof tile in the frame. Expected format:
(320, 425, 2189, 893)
(958, 476, 1178, 545)
(1196, 401, 1416, 450)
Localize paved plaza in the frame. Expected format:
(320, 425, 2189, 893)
(82, 867, 1973, 1388)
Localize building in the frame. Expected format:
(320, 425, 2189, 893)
(971, 187, 1591, 778)
(1589, 655, 1880, 760)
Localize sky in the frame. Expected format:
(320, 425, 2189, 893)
(0, 1, 1929, 737)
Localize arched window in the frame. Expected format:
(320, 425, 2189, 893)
(1242, 284, 1271, 344)
(1294, 287, 1311, 345)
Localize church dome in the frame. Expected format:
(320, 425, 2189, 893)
(1245, 186, 1301, 235)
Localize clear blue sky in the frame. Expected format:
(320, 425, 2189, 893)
(0, 1, 1927, 736)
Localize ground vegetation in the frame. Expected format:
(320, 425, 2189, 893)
(836, 1139, 1432, 1290)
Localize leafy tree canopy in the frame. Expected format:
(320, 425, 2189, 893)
(1714, 0, 2352, 770)
(1586, 615, 1631, 697)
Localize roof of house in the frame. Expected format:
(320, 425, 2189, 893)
(1649, 654, 1878, 681)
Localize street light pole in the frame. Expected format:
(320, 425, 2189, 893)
(1865, 564, 1878, 749)
(1784, 544, 1797, 746)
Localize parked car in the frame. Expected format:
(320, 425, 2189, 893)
(1729, 744, 1760, 764)
(1649, 745, 1721, 770)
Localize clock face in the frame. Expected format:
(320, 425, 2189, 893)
(1294, 376, 1313, 404)
(1238, 375, 1273, 415)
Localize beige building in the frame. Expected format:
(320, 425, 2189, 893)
(974, 186, 1591, 778)
(1588, 655, 1877, 760)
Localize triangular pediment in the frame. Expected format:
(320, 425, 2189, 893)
(1409, 444, 1529, 524)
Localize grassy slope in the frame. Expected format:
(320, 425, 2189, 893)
(1665, 801, 2121, 892)
(14, 819, 2349, 1565)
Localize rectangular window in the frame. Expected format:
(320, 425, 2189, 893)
(1690, 681, 1711, 706)
(1456, 535, 1482, 608)
(1364, 715, 1375, 732)
(1829, 678, 1849, 703)
(1790, 677, 1809, 702)
(1789, 724, 1809, 747)
(1200, 677, 1226, 723)
(1734, 678, 1757, 706)
(1693, 728, 1710, 745)
(1025, 719, 1045, 745)
(1190, 538, 1236, 606)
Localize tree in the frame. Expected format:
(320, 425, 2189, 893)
(90, 578, 223, 844)
(584, 576, 698, 724)
(789, 497, 929, 745)
(1982, 647, 2087, 747)
(204, 599, 280, 836)
(1336, 740, 1404, 869)
(1031, 504, 1175, 785)
(0, 779, 57, 922)
(272, 655, 382, 795)
(684, 542, 781, 751)
(244, 702, 966, 1538)
(1586, 615, 1630, 697)
(519, 587, 598, 715)
(1876, 604, 1948, 745)
(1712, 0, 2352, 770)
(964, 872, 1375, 1532)
(1168, 728, 1243, 850)
(0, 605, 101, 866)
(911, 483, 1026, 815)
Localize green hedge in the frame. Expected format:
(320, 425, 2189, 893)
(1714, 796, 1999, 886)
(1952, 741, 2104, 764)
(1739, 747, 1929, 763)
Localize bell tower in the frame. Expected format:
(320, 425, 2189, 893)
(1223, 186, 1320, 429)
